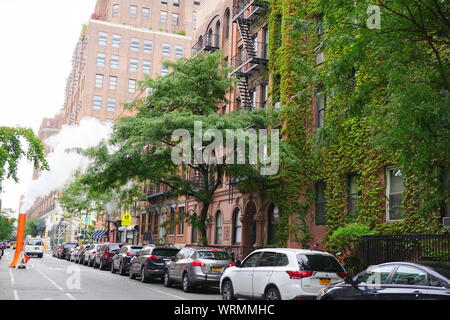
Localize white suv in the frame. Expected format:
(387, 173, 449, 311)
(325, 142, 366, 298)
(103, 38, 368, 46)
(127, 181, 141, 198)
(220, 248, 347, 300)
(24, 238, 44, 258)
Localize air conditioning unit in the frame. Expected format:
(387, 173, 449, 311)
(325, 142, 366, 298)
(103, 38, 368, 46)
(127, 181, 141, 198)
(443, 217, 450, 227)
(274, 101, 281, 109)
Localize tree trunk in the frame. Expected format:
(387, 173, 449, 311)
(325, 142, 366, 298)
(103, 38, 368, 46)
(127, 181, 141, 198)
(199, 203, 209, 246)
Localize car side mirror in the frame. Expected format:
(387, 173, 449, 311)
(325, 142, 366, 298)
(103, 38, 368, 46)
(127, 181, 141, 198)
(235, 260, 242, 268)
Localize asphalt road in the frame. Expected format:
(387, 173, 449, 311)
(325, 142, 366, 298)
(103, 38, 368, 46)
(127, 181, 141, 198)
(0, 248, 221, 300)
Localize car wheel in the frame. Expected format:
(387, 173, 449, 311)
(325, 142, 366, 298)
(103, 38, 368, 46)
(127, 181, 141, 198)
(164, 270, 172, 287)
(265, 287, 281, 300)
(129, 267, 136, 280)
(119, 263, 125, 276)
(182, 272, 193, 293)
(141, 268, 148, 283)
(111, 262, 116, 273)
(222, 280, 237, 300)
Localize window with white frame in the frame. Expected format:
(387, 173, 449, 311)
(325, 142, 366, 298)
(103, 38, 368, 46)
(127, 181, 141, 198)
(172, 13, 179, 26)
(107, 97, 116, 112)
(162, 43, 170, 57)
(92, 96, 102, 110)
(173, 0, 180, 6)
(110, 55, 119, 68)
(98, 32, 107, 46)
(160, 11, 167, 23)
(130, 38, 139, 52)
(215, 211, 223, 244)
(386, 167, 404, 221)
(178, 206, 184, 235)
(96, 53, 106, 67)
(175, 46, 183, 58)
(144, 40, 153, 53)
(142, 7, 150, 20)
(112, 34, 120, 48)
(109, 76, 117, 90)
(161, 0, 168, 3)
(161, 65, 169, 76)
(129, 58, 138, 72)
(316, 85, 326, 129)
(128, 79, 136, 93)
(129, 5, 137, 18)
(112, 4, 119, 17)
(143, 61, 151, 75)
(95, 74, 104, 88)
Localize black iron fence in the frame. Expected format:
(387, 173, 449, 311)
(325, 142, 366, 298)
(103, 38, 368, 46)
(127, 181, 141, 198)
(346, 234, 450, 275)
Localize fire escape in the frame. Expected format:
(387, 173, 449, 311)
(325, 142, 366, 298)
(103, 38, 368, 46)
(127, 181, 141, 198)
(231, 0, 269, 110)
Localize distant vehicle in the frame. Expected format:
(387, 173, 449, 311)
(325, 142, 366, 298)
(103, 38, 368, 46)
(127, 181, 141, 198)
(129, 245, 179, 282)
(69, 246, 80, 262)
(74, 244, 91, 264)
(24, 238, 44, 258)
(220, 248, 347, 300)
(84, 243, 102, 267)
(57, 242, 78, 260)
(94, 243, 124, 270)
(52, 245, 61, 257)
(111, 245, 143, 276)
(317, 261, 450, 300)
(164, 247, 233, 292)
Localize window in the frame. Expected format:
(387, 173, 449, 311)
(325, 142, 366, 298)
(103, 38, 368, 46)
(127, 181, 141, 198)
(143, 61, 151, 75)
(315, 181, 326, 225)
(242, 252, 262, 268)
(169, 208, 175, 235)
(224, 9, 231, 40)
(160, 11, 167, 23)
(355, 265, 395, 285)
(161, 0, 168, 3)
(252, 35, 258, 56)
(347, 174, 361, 221)
(172, 13, 179, 26)
(178, 207, 184, 235)
(109, 76, 117, 90)
(175, 46, 183, 58)
(275, 253, 289, 267)
(130, 38, 139, 52)
(261, 83, 268, 108)
(249, 89, 256, 109)
(112, 34, 121, 48)
(257, 252, 277, 267)
(110, 55, 119, 68)
(297, 254, 345, 272)
(267, 204, 277, 245)
(387, 167, 404, 221)
(92, 96, 102, 110)
(129, 58, 138, 72)
(98, 32, 107, 46)
(215, 211, 222, 244)
(232, 208, 242, 245)
(215, 21, 221, 47)
(129, 5, 137, 18)
(194, 0, 200, 5)
(193, 12, 197, 25)
(391, 266, 427, 286)
(107, 98, 116, 112)
(162, 43, 171, 56)
(128, 79, 136, 93)
(161, 66, 169, 76)
(263, 26, 269, 59)
(95, 74, 103, 88)
(112, 4, 120, 17)
(144, 40, 153, 53)
(142, 7, 150, 20)
(316, 85, 326, 129)
(96, 53, 106, 67)
(173, 0, 180, 6)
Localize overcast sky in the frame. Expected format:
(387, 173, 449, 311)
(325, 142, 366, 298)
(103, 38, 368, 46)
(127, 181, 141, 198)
(0, 0, 97, 215)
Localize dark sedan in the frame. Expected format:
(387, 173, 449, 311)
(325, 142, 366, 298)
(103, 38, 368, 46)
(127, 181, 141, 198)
(57, 242, 78, 260)
(111, 245, 142, 275)
(94, 243, 124, 270)
(318, 261, 450, 300)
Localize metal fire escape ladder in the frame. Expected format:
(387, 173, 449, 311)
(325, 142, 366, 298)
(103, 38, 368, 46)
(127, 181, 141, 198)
(237, 77, 253, 110)
(236, 18, 256, 59)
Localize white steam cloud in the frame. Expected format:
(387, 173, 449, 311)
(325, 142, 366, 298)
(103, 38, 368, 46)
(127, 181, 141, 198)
(21, 118, 112, 212)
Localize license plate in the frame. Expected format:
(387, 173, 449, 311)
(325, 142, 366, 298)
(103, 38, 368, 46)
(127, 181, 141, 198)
(320, 278, 331, 285)
(212, 268, 222, 273)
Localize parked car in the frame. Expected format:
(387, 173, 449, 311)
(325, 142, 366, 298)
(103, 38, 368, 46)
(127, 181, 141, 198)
(164, 247, 234, 292)
(68, 246, 80, 261)
(72, 244, 90, 264)
(57, 242, 78, 260)
(111, 245, 143, 276)
(220, 248, 347, 300)
(94, 243, 124, 270)
(129, 245, 179, 282)
(52, 245, 61, 257)
(24, 238, 44, 258)
(84, 243, 102, 266)
(317, 261, 450, 300)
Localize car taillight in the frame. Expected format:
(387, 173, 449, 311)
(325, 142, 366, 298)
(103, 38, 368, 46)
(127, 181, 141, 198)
(92, 251, 97, 254)
(337, 272, 348, 279)
(103, 252, 108, 257)
(60, 248, 64, 252)
(126, 252, 135, 257)
(286, 271, 314, 279)
(227, 262, 235, 267)
(191, 260, 206, 267)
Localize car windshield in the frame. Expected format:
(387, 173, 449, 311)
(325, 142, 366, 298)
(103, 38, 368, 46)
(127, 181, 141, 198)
(130, 247, 142, 254)
(64, 243, 77, 248)
(415, 261, 450, 280)
(297, 254, 344, 272)
(108, 244, 122, 251)
(27, 240, 43, 246)
(152, 248, 179, 256)
(197, 251, 231, 260)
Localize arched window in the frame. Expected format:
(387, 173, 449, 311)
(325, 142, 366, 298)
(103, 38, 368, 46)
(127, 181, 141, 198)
(215, 211, 223, 244)
(198, 35, 203, 48)
(224, 9, 230, 40)
(215, 21, 221, 47)
(232, 208, 242, 245)
(207, 28, 213, 46)
(267, 204, 277, 245)
(159, 210, 166, 239)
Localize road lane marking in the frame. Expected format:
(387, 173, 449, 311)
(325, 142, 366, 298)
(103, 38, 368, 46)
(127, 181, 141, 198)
(8, 268, 19, 300)
(34, 266, 76, 300)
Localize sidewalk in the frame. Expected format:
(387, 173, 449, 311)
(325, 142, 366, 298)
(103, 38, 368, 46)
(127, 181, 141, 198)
(0, 249, 16, 300)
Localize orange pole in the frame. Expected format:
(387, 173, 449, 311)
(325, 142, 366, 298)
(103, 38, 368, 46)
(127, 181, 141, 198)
(9, 213, 26, 268)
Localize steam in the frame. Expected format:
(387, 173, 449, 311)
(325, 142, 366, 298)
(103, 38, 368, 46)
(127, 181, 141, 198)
(21, 117, 112, 212)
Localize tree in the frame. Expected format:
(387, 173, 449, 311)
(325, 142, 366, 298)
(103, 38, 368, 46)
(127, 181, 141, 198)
(80, 52, 288, 245)
(0, 127, 49, 188)
(25, 217, 45, 237)
(0, 208, 16, 239)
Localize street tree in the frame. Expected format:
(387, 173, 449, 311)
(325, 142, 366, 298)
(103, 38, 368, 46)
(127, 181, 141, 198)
(0, 208, 16, 239)
(79, 52, 287, 245)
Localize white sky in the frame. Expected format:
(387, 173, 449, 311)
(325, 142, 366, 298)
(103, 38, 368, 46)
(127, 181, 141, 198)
(0, 0, 97, 215)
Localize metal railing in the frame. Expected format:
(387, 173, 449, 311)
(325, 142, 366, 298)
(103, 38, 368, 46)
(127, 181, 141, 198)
(232, 0, 269, 21)
(192, 33, 220, 54)
(230, 42, 268, 76)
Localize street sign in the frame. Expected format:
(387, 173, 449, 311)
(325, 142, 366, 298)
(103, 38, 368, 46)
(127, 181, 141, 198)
(121, 212, 132, 226)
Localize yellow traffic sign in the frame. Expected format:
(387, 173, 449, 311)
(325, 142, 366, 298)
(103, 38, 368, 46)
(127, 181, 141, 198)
(121, 212, 132, 226)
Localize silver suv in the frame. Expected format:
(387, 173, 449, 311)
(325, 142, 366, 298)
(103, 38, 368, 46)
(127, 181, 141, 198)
(164, 247, 234, 292)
